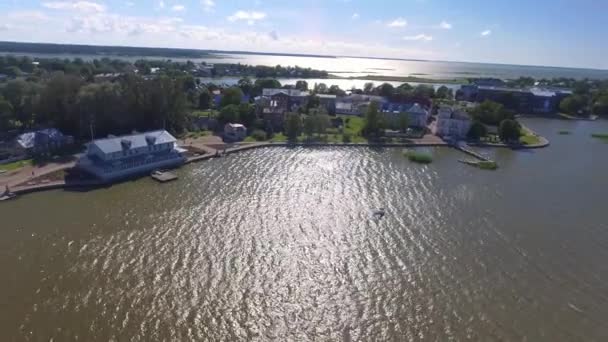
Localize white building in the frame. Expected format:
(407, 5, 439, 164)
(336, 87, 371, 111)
(436, 107, 472, 139)
(224, 123, 247, 141)
(77, 130, 186, 182)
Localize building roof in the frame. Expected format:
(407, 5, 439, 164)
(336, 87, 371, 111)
(337, 94, 386, 103)
(16, 128, 65, 149)
(91, 130, 176, 154)
(226, 123, 246, 129)
(316, 94, 337, 99)
(263, 88, 310, 97)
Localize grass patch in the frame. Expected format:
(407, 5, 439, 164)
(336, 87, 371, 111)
(591, 133, 608, 142)
(520, 134, 540, 145)
(403, 150, 433, 164)
(0, 159, 33, 172)
(191, 110, 218, 118)
(477, 161, 498, 170)
(558, 130, 571, 135)
(270, 133, 288, 142)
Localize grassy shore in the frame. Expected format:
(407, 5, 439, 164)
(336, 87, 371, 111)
(591, 133, 608, 142)
(0, 159, 33, 172)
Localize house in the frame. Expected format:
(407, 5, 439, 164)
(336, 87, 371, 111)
(435, 107, 472, 139)
(257, 89, 311, 130)
(336, 94, 387, 116)
(13, 128, 73, 156)
(382, 103, 430, 128)
(224, 123, 247, 141)
(77, 130, 186, 182)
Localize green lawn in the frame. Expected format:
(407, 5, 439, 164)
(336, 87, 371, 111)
(270, 133, 288, 142)
(340, 116, 365, 136)
(520, 134, 541, 145)
(403, 150, 433, 164)
(191, 110, 218, 118)
(0, 159, 33, 172)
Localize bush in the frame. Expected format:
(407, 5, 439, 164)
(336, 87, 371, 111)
(250, 129, 267, 141)
(342, 133, 352, 143)
(404, 150, 433, 164)
(477, 161, 498, 170)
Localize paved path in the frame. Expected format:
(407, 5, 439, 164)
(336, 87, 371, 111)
(0, 160, 76, 188)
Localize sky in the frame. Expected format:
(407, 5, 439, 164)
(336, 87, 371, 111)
(0, 0, 606, 69)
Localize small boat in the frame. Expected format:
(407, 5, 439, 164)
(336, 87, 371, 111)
(0, 192, 18, 201)
(371, 208, 386, 219)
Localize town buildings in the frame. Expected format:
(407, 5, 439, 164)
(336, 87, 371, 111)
(13, 128, 73, 156)
(336, 94, 386, 116)
(382, 103, 430, 128)
(77, 130, 186, 182)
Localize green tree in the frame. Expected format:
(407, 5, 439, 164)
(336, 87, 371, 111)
(363, 101, 385, 138)
(363, 82, 375, 94)
(436, 86, 452, 99)
(303, 115, 316, 137)
(238, 103, 256, 127)
(220, 87, 244, 108)
(0, 96, 14, 131)
(413, 84, 435, 98)
(314, 83, 328, 94)
(295, 80, 308, 91)
(592, 94, 608, 116)
(238, 77, 254, 95)
(218, 104, 239, 124)
(498, 119, 521, 142)
(328, 85, 346, 96)
(560, 95, 587, 115)
(398, 112, 409, 132)
(378, 83, 395, 97)
(469, 100, 515, 126)
(306, 95, 320, 113)
(198, 88, 211, 110)
(467, 121, 487, 140)
(253, 78, 281, 96)
(284, 112, 302, 140)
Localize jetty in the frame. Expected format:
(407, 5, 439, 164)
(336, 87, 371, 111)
(150, 170, 178, 183)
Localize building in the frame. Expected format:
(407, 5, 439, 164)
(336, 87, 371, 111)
(336, 94, 387, 116)
(224, 123, 247, 141)
(456, 84, 572, 114)
(77, 130, 186, 182)
(316, 94, 337, 115)
(256, 88, 311, 130)
(382, 103, 430, 128)
(435, 107, 472, 139)
(14, 128, 73, 156)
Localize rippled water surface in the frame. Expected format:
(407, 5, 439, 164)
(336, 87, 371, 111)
(1, 118, 608, 341)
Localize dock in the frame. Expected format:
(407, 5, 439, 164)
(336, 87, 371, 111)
(150, 170, 178, 183)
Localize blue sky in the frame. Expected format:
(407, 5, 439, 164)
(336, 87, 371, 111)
(0, 0, 606, 69)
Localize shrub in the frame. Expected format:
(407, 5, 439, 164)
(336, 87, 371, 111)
(342, 133, 352, 143)
(404, 150, 433, 164)
(250, 129, 267, 141)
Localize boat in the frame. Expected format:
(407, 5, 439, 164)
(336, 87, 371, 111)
(0, 192, 18, 201)
(371, 208, 386, 219)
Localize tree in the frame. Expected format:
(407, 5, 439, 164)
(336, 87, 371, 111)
(328, 85, 346, 96)
(398, 112, 409, 132)
(467, 121, 487, 140)
(238, 103, 256, 127)
(592, 94, 608, 116)
(314, 83, 328, 94)
(303, 115, 316, 137)
(306, 95, 320, 112)
(198, 88, 211, 110)
(363, 82, 375, 94)
(254, 78, 281, 96)
(238, 77, 254, 95)
(284, 112, 302, 140)
(559, 95, 587, 115)
(378, 83, 395, 97)
(0, 96, 14, 131)
(295, 80, 308, 91)
(220, 87, 244, 108)
(436, 86, 452, 99)
(218, 104, 239, 124)
(469, 100, 515, 126)
(498, 119, 521, 142)
(413, 84, 435, 98)
(363, 101, 384, 138)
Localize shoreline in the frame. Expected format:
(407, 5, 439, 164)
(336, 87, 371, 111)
(3, 137, 548, 199)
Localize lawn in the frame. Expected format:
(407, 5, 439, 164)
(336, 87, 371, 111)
(403, 150, 433, 164)
(191, 110, 218, 118)
(270, 133, 288, 142)
(0, 159, 33, 172)
(520, 134, 541, 145)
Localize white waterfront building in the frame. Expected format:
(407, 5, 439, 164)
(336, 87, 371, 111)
(436, 107, 472, 139)
(78, 130, 186, 181)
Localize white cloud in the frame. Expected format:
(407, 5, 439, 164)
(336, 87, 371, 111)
(0, 23, 10, 31)
(201, 0, 215, 12)
(158, 1, 165, 9)
(171, 4, 185, 12)
(481, 29, 492, 37)
(351, 13, 359, 20)
(227, 10, 267, 25)
(125, 2, 135, 7)
(387, 18, 407, 28)
(439, 21, 452, 29)
(403, 34, 433, 41)
(42, 1, 106, 13)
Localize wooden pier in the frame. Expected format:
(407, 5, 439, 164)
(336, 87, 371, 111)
(150, 170, 178, 183)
